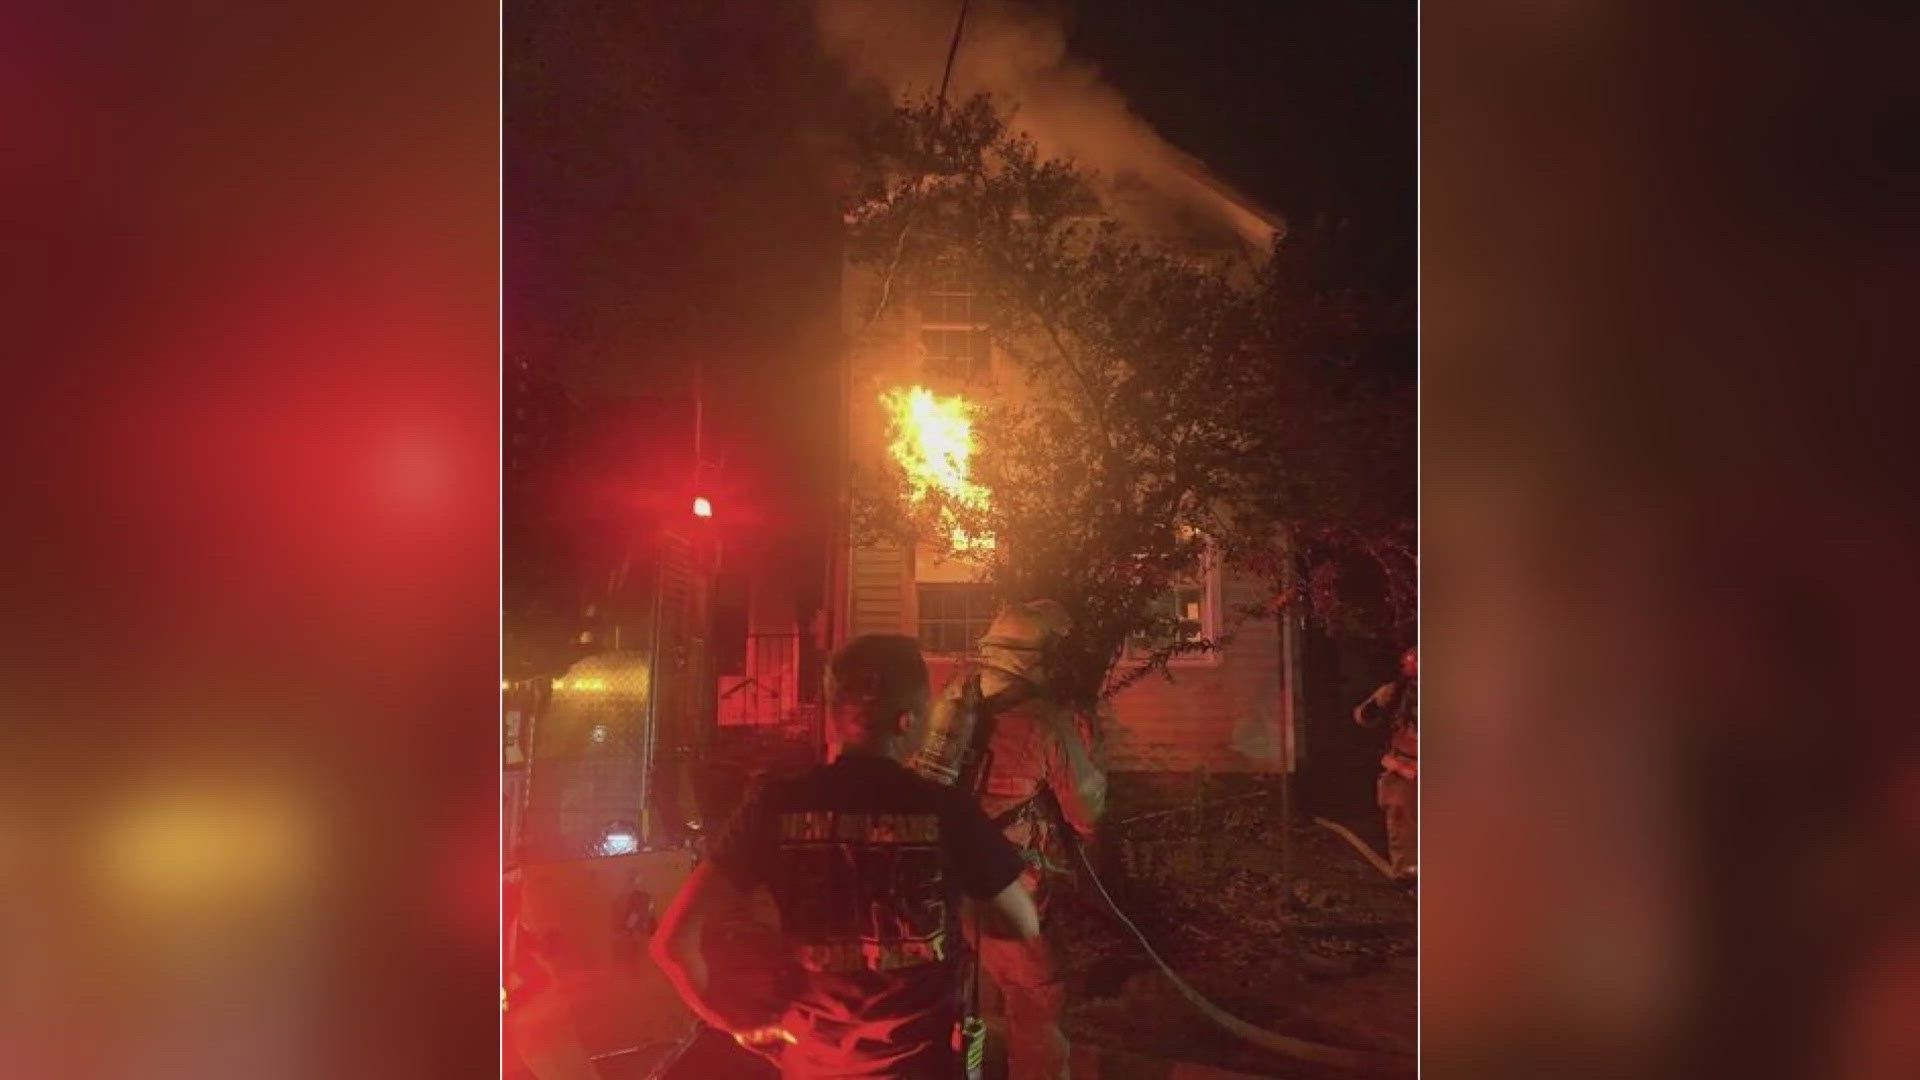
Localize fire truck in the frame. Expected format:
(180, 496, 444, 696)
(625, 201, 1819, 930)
(504, 512, 724, 1079)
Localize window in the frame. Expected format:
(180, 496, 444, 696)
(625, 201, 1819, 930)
(921, 327, 991, 381)
(917, 582, 997, 656)
(920, 268, 991, 382)
(1128, 555, 1219, 661)
(922, 290, 980, 324)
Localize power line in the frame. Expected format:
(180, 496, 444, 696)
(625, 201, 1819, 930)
(862, 0, 973, 333)
(934, 0, 971, 122)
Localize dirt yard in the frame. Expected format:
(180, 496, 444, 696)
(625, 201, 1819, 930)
(629, 774, 1415, 1080)
(1032, 777, 1416, 1079)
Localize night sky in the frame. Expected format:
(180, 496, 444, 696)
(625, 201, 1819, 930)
(1066, 0, 1414, 285)
(504, 0, 1412, 610)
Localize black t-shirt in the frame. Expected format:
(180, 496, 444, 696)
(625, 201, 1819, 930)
(707, 752, 1025, 1059)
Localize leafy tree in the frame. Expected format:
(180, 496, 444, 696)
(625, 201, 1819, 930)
(844, 94, 1412, 716)
(1226, 215, 1416, 643)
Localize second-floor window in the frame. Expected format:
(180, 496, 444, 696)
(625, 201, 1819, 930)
(920, 268, 991, 382)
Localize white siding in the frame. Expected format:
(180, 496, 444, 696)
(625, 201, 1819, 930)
(849, 540, 909, 637)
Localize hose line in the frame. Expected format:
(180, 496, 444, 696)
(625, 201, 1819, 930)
(1310, 816, 1401, 881)
(1070, 841, 1413, 1073)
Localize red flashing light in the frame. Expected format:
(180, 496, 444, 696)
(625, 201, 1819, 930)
(692, 496, 713, 518)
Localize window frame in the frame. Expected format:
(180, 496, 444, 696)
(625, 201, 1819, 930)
(1125, 546, 1224, 666)
(918, 268, 992, 383)
(915, 580, 998, 658)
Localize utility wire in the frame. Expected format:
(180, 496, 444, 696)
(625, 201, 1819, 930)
(934, 0, 971, 124)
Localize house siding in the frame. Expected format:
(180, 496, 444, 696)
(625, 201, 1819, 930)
(848, 540, 909, 638)
(1104, 571, 1286, 774)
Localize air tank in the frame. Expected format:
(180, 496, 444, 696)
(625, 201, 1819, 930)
(907, 665, 980, 787)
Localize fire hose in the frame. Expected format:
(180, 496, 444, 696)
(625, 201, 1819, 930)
(1311, 816, 1402, 881)
(1063, 818, 1414, 1074)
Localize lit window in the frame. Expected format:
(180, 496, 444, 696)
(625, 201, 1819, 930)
(924, 289, 978, 324)
(921, 327, 991, 381)
(921, 267, 991, 382)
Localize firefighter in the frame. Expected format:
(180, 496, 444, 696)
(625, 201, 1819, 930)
(969, 600, 1107, 1080)
(651, 634, 1040, 1078)
(1354, 646, 1418, 878)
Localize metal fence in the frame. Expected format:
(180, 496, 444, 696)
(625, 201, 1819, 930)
(717, 632, 802, 727)
(520, 651, 656, 862)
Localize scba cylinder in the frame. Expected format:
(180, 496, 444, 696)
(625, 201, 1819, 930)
(908, 669, 976, 787)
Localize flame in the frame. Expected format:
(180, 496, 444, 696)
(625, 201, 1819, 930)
(880, 386, 992, 552)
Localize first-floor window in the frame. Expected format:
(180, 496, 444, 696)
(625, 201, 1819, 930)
(917, 582, 996, 656)
(1128, 553, 1218, 659)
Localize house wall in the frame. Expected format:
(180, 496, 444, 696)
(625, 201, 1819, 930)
(1103, 570, 1287, 774)
(897, 568, 1286, 775)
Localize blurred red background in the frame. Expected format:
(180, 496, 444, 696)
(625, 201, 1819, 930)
(1423, 5, 1920, 1079)
(0, 2, 498, 1077)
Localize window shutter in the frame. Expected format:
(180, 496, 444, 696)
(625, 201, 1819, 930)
(850, 541, 908, 637)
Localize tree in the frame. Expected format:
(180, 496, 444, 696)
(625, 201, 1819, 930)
(1227, 215, 1416, 644)
(845, 94, 1412, 715)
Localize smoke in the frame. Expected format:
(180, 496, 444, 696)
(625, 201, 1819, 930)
(812, 0, 1280, 253)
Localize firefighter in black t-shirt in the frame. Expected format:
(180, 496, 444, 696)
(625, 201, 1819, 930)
(653, 634, 1040, 1078)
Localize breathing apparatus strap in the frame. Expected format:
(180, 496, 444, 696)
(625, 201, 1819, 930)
(957, 671, 1033, 799)
(964, 894, 984, 1079)
(960, 671, 1036, 1078)
(988, 796, 1036, 832)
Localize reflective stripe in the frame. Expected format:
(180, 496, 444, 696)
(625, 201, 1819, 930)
(989, 795, 1035, 831)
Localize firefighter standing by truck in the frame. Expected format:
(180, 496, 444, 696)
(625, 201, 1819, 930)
(962, 600, 1107, 1080)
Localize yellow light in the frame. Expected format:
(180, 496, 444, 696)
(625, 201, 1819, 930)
(880, 386, 993, 552)
(692, 496, 713, 518)
(91, 781, 318, 912)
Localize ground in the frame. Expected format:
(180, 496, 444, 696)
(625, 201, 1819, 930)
(582, 775, 1416, 1080)
(1027, 776, 1416, 1078)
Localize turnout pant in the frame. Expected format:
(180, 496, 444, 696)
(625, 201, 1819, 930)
(978, 930, 1069, 1080)
(1377, 770, 1417, 875)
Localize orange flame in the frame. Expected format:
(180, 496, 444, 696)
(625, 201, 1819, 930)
(880, 386, 992, 553)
